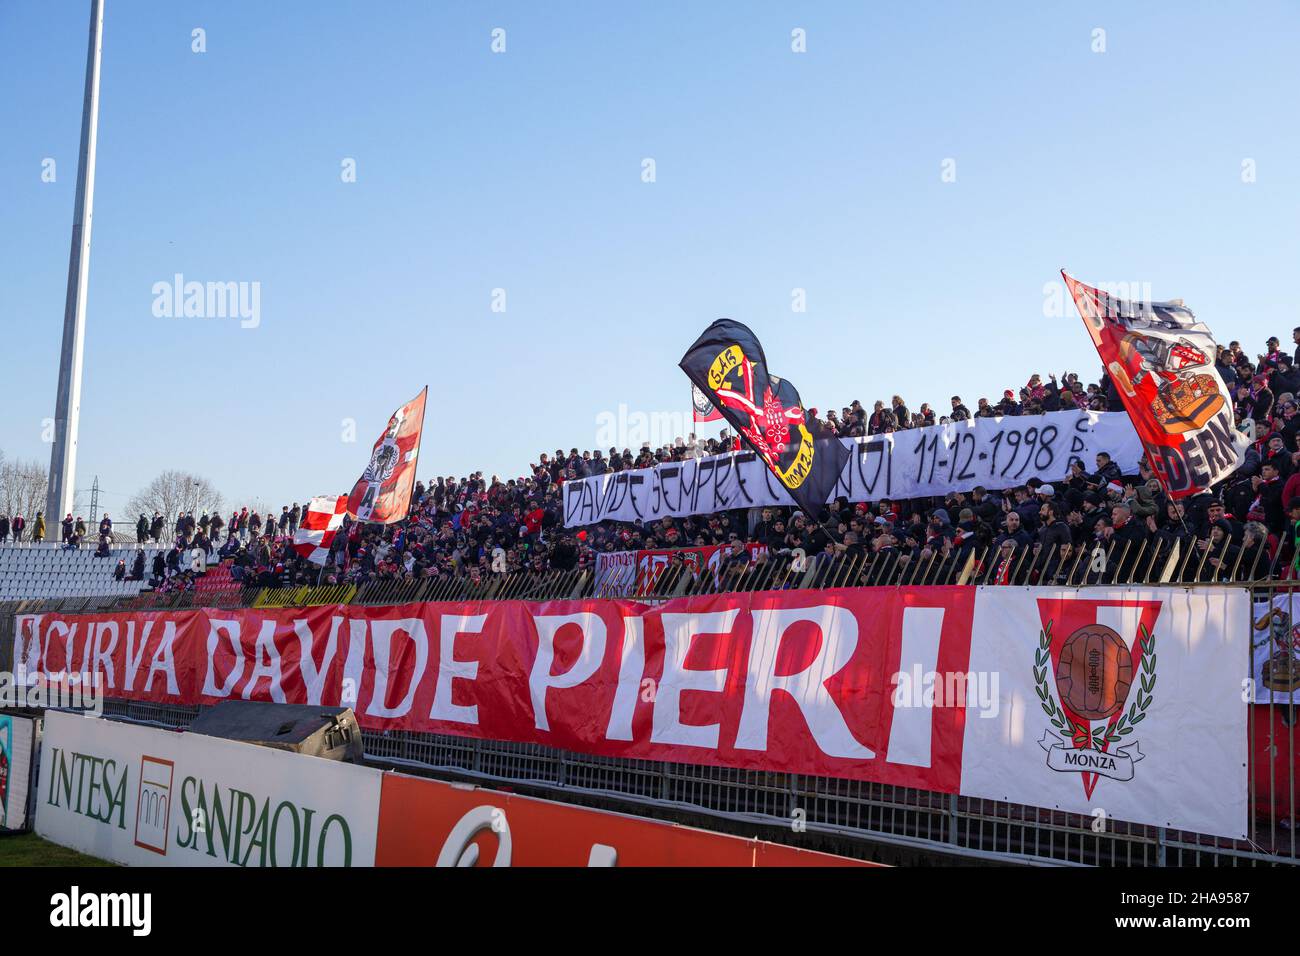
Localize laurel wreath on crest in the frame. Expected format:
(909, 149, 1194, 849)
(1034, 621, 1156, 751)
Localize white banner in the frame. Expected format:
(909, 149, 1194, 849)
(564, 409, 1144, 527)
(1250, 594, 1300, 704)
(594, 551, 636, 597)
(36, 711, 383, 866)
(1, 715, 37, 830)
(961, 586, 1248, 839)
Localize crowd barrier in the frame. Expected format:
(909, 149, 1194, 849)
(0, 535, 1282, 619)
(3, 568, 1296, 868)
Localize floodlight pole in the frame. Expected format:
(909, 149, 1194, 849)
(46, 0, 105, 522)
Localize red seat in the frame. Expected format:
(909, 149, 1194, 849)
(195, 562, 239, 593)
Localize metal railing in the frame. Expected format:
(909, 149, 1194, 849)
(6, 534, 1284, 616)
(89, 683, 1296, 868)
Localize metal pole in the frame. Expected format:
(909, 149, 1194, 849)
(46, 0, 105, 522)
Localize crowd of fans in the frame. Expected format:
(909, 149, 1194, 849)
(7, 330, 1300, 594)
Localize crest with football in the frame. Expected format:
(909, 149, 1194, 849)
(1034, 602, 1159, 797)
(1054, 623, 1133, 721)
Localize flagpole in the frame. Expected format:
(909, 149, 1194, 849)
(406, 386, 429, 522)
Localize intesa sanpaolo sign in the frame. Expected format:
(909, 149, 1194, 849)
(36, 711, 381, 867)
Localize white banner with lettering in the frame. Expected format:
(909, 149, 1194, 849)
(593, 550, 636, 597)
(564, 410, 1144, 527)
(36, 711, 382, 866)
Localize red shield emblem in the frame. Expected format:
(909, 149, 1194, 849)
(1035, 598, 1163, 799)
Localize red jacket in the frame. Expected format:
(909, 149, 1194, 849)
(1282, 472, 1300, 514)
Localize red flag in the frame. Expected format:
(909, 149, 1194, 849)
(292, 495, 348, 565)
(1062, 272, 1246, 499)
(347, 387, 428, 523)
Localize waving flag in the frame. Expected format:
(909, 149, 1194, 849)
(347, 387, 428, 523)
(1063, 272, 1246, 498)
(679, 319, 849, 520)
(692, 384, 723, 422)
(293, 495, 348, 565)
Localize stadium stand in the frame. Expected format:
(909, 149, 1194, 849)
(3, 348, 1296, 870)
(0, 542, 169, 602)
(2, 334, 1298, 602)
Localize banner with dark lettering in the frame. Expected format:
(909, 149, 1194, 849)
(594, 551, 637, 597)
(563, 409, 1143, 527)
(1063, 273, 1247, 498)
(36, 710, 382, 867)
(679, 319, 850, 519)
(16, 585, 1247, 838)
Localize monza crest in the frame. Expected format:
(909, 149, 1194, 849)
(1033, 599, 1162, 799)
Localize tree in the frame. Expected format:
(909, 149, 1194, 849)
(0, 454, 50, 520)
(126, 471, 224, 524)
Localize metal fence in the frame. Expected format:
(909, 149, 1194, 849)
(6, 534, 1282, 617)
(3, 547, 1297, 867)
(91, 690, 1295, 868)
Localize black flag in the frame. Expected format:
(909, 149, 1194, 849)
(679, 319, 849, 520)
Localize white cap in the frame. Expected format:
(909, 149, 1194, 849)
(1038, 484, 1055, 496)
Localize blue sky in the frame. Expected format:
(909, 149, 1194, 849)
(2, 1, 1297, 515)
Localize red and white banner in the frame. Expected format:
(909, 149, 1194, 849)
(634, 542, 769, 593)
(1063, 272, 1247, 498)
(595, 545, 769, 598)
(347, 387, 427, 524)
(14, 585, 1248, 838)
(292, 495, 348, 565)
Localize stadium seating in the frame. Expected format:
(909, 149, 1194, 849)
(194, 561, 239, 595)
(0, 542, 171, 602)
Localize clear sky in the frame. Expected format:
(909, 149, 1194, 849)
(2, 1, 1297, 515)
